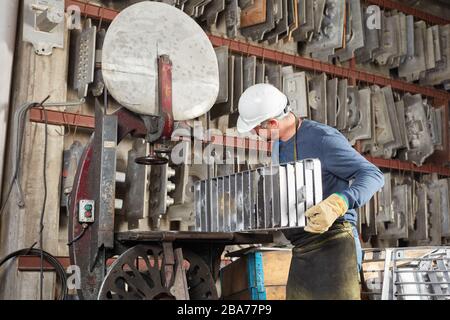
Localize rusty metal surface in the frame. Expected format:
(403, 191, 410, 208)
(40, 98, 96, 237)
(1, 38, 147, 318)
(240, 0, 267, 28)
(68, 107, 148, 300)
(115, 231, 273, 244)
(94, 100, 117, 250)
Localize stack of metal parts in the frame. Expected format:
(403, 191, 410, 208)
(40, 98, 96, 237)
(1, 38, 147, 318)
(194, 159, 322, 232)
(362, 247, 450, 300)
(210, 48, 444, 166)
(144, 1, 450, 89)
(210, 47, 309, 121)
(357, 9, 450, 89)
(358, 172, 450, 246)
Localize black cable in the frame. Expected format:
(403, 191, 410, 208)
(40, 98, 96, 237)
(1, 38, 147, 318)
(0, 248, 67, 300)
(39, 98, 50, 300)
(67, 223, 89, 246)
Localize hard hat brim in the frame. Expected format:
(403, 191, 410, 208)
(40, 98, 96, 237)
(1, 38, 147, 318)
(236, 116, 258, 133)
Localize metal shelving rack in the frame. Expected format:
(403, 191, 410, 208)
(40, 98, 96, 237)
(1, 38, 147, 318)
(30, 0, 450, 176)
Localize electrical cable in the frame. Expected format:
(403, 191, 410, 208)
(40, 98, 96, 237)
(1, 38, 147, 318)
(0, 248, 67, 300)
(39, 98, 50, 300)
(0, 98, 86, 217)
(67, 223, 89, 246)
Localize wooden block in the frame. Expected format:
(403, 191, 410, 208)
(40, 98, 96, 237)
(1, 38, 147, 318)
(221, 256, 249, 297)
(266, 285, 286, 300)
(240, 0, 267, 28)
(261, 251, 291, 286)
(221, 250, 292, 300)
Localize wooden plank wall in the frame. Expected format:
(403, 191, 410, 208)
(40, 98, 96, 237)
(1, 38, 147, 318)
(0, 9, 68, 299)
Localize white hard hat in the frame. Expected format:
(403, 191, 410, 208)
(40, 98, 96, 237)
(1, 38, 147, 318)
(237, 83, 288, 133)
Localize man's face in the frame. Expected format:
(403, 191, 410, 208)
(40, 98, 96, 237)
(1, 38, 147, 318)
(254, 118, 280, 141)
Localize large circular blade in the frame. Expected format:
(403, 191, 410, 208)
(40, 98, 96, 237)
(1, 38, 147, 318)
(102, 2, 219, 120)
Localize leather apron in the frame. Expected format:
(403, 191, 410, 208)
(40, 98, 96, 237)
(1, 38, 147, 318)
(285, 221, 361, 300)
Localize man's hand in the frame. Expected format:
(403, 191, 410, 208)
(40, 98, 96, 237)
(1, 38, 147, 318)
(304, 193, 349, 234)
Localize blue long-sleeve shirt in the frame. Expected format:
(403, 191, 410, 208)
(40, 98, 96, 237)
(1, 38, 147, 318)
(273, 120, 384, 226)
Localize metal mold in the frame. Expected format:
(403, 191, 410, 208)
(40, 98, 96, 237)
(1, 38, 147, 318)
(283, 71, 308, 118)
(72, 19, 97, 99)
(194, 159, 323, 232)
(326, 78, 338, 128)
(241, 0, 276, 41)
(308, 73, 327, 124)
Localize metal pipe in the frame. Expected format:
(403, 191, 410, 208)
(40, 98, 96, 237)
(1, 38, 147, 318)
(0, 1, 19, 202)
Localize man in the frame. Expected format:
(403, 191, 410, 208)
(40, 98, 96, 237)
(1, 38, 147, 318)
(237, 83, 384, 300)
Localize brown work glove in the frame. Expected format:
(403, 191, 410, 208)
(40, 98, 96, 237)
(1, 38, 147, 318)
(304, 193, 349, 234)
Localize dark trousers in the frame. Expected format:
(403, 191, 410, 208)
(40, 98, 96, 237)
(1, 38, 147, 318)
(286, 222, 361, 300)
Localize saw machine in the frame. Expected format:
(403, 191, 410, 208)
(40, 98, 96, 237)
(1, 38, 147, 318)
(67, 2, 272, 300)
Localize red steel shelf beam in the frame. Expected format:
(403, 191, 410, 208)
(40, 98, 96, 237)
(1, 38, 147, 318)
(366, 0, 450, 25)
(365, 156, 450, 176)
(29, 108, 450, 176)
(30, 108, 95, 129)
(66, 0, 118, 22)
(29, 108, 272, 152)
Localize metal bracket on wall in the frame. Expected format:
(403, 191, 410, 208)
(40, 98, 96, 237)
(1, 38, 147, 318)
(23, 0, 65, 55)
